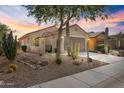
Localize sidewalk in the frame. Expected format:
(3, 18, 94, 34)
(30, 53, 124, 88)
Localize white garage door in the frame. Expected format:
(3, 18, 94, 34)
(64, 37, 85, 52)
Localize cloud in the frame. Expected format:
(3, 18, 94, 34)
(0, 10, 43, 38)
(76, 9, 124, 35)
(0, 6, 124, 38)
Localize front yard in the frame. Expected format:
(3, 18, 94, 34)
(0, 53, 107, 88)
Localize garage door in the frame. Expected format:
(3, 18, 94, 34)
(64, 37, 85, 52)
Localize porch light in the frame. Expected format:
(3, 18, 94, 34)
(61, 36, 64, 39)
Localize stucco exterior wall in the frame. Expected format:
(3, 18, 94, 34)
(19, 25, 89, 54)
(62, 25, 89, 52)
(62, 25, 89, 39)
(89, 33, 105, 51)
(89, 37, 96, 51)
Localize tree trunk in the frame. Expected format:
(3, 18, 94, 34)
(56, 7, 64, 60)
(56, 24, 63, 59)
(66, 21, 71, 56)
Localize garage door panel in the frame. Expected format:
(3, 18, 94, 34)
(64, 37, 85, 52)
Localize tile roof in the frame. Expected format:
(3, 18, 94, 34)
(89, 32, 104, 37)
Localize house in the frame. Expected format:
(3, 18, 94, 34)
(109, 32, 124, 49)
(19, 24, 89, 54)
(88, 32, 105, 51)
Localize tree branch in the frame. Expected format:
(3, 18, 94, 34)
(62, 14, 73, 26)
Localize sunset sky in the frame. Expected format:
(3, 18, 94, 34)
(0, 5, 124, 38)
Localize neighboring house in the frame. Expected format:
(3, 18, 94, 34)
(109, 32, 124, 49)
(19, 24, 89, 54)
(88, 32, 105, 51)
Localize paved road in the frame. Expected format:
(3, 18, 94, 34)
(30, 53, 124, 88)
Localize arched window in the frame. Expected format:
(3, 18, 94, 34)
(34, 37, 40, 46)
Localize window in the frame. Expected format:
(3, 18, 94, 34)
(34, 37, 40, 46)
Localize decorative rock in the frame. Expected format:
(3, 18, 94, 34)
(40, 61, 48, 66)
(39, 67, 43, 70)
(0, 70, 4, 73)
(87, 57, 92, 64)
(82, 59, 84, 62)
(38, 61, 42, 64)
(23, 61, 37, 70)
(110, 50, 120, 56)
(73, 60, 82, 65)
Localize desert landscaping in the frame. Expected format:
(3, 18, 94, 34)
(0, 52, 107, 88)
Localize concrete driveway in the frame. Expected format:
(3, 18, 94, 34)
(80, 52, 124, 63)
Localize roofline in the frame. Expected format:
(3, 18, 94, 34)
(19, 24, 89, 40)
(89, 31, 104, 37)
(75, 24, 90, 36)
(18, 25, 56, 40)
(62, 24, 90, 36)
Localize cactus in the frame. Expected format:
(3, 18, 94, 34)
(2, 31, 17, 62)
(104, 27, 109, 54)
(71, 42, 80, 60)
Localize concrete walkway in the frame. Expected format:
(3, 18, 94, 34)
(30, 53, 124, 88)
(80, 52, 124, 63)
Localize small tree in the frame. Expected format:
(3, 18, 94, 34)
(2, 31, 17, 62)
(0, 23, 10, 42)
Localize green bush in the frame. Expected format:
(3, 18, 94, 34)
(71, 42, 80, 60)
(96, 44, 110, 53)
(96, 44, 105, 53)
(21, 45, 27, 52)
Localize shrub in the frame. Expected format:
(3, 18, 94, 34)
(9, 64, 18, 71)
(2, 31, 17, 62)
(45, 45, 52, 53)
(0, 47, 3, 56)
(0, 41, 2, 56)
(56, 57, 62, 64)
(87, 57, 92, 63)
(96, 44, 110, 53)
(21, 45, 27, 52)
(96, 44, 105, 53)
(39, 53, 42, 56)
(54, 48, 57, 53)
(7, 68, 14, 73)
(71, 42, 80, 60)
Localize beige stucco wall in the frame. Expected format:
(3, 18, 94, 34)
(62, 25, 89, 51)
(62, 25, 89, 39)
(20, 25, 89, 53)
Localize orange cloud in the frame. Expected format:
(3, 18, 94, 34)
(108, 10, 124, 23)
(0, 12, 43, 38)
(0, 8, 124, 38)
(76, 9, 124, 31)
